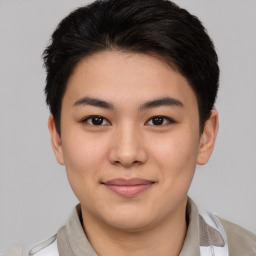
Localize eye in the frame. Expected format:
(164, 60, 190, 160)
(146, 116, 175, 126)
(81, 115, 110, 126)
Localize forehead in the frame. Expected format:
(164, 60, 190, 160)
(63, 50, 198, 111)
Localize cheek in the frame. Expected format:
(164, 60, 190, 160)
(141, 129, 200, 219)
(61, 132, 112, 206)
(149, 129, 200, 180)
(61, 131, 109, 194)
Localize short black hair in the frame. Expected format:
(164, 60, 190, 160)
(43, 0, 219, 134)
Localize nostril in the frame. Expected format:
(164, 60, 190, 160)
(108, 142, 148, 167)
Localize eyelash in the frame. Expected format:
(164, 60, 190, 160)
(80, 115, 175, 126)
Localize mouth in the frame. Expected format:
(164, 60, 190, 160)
(101, 178, 155, 197)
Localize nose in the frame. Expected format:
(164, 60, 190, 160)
(108, 123, 148, 168)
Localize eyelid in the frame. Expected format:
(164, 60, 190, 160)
(145, 115, 175, 126)
(81, 115, 111, 125)
(80, 115, 175, 126)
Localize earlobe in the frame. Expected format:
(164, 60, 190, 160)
(197, 110, 219, 165)
(48, 115, 65, 165)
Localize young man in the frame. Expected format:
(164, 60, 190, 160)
(28, 0, 256, 255)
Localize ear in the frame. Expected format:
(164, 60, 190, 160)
(48, 114, 65, 165)
(197, 109, 219, 165)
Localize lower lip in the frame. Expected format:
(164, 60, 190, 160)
(104, 183, 154, 197)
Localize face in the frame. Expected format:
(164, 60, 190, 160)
(49, 51, 218, 232)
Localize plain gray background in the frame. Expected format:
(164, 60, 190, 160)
(0, 0, 255, 253)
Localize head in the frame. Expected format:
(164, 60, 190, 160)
(44, 0, 219, 233)
(44, 0, 219, 135)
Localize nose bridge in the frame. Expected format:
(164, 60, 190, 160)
(109, 121, 147, 167)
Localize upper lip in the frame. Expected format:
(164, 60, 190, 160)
(103, 178, 155, 186)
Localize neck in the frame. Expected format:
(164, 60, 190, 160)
(81, 199, 188, 256)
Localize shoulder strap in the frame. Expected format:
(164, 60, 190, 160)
(29, 235, 59, 256)
(199, 210, 229, 256)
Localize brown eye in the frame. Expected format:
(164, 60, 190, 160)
(91, 116, 104, 125)
(147, 116, 174, 126)
(152, 116, 164, 125)
(82, 115, 110, 126)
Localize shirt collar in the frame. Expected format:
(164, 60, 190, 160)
(179, 197, 201, 255)
(57, 197, 215, 256)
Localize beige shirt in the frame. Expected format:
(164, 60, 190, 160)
(55, 198, 256, 255)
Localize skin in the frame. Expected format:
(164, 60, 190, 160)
(48, 50, 218, 256)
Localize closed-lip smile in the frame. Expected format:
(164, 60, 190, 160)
(102, 178, 155, 197)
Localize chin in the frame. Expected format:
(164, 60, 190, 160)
(107, 217, 155, 232)
(101, 206, 159, 232)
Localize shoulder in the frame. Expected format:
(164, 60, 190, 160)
(0, 247, 23, 256)
(218, 217, 256, 255)
(28, 234, 59, 256)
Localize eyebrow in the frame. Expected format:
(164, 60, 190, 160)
(139, 97, 183, 111)
(73, 96, 184, 111)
